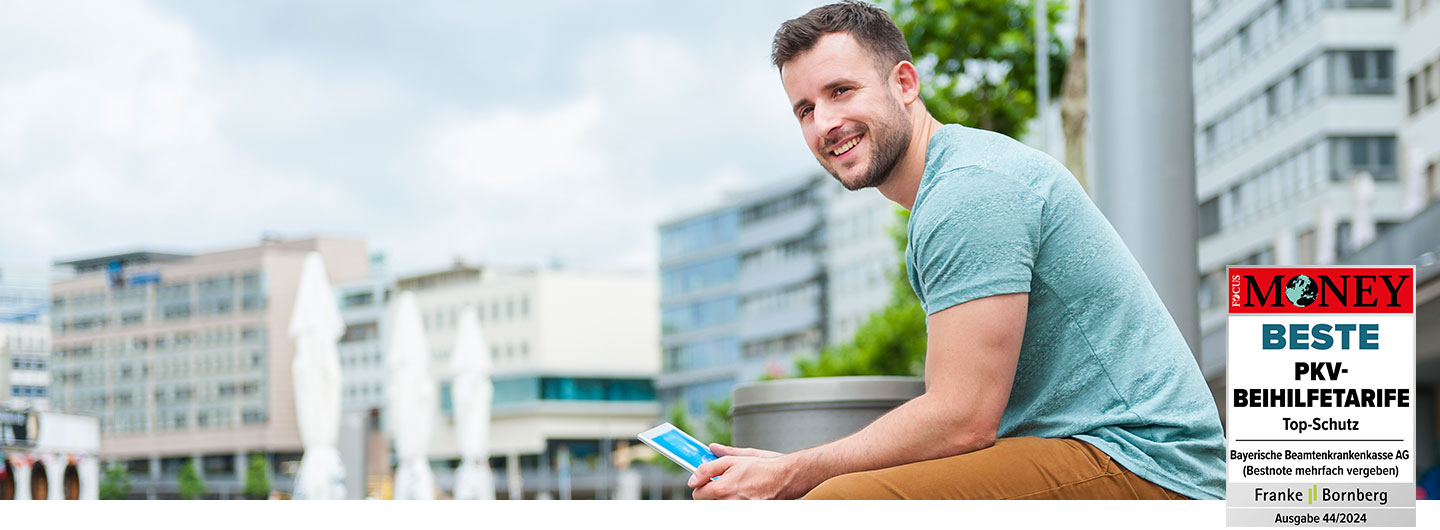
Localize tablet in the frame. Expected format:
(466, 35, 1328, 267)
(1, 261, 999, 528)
(637, 422, 717, 474)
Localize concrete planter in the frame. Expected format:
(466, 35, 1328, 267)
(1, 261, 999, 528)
(730, 376, 924, 453)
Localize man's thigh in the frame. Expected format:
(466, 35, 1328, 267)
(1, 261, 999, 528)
(803, 436, 1184, 500)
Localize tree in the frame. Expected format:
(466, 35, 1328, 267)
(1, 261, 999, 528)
(99, 463, 131, 500)
(1059, 0, 1088, 189)
(702, 397, 733, 448)
(797, 209, 927, 377)
(889, 0, 1068, 138)
(177, 459, 206, 500)
(244, 453, 271, 500)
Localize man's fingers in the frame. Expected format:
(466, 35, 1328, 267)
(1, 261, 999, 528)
(688, 457, 733, 488)
(712, 443, 780, 459)
(691, 481, 726, 500)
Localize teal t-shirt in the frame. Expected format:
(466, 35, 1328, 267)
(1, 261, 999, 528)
(905, 124, 1225, 500)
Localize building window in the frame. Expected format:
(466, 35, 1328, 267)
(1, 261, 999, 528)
(241, 272, 266, 311)
(1411, 73, 1425, 115)
(1328, 50, 1393, 95)
(1329, 137, 1397, 181)
(439, 380, 453, 415)
(661, 296, 738, 336)
(158, 282, 192, 321)
(660, 210, 741, 259)
(1198, 197, 1221, 238)
(1427, 162, 1440, 202)
(243, 409, 267, 425)
(342, 291, 374, 308)
(197, 275, 236, 316)
(341, 322, 378, 343)
(662, 256, 739, 298)
(1428, 63, 1440, 105)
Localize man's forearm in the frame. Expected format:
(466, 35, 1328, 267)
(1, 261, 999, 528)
(779, 391, 997, 495)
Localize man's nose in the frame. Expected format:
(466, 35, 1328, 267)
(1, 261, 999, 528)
(812, 102, 844, 140)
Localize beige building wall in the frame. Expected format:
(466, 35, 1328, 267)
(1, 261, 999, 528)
(49, 237, 368, 460)
(396, 265, 660, 460)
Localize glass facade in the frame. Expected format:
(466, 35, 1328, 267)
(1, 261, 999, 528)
(660, 256, 738, 298)
(0, 267, 49, 324)
(662, 337, 739, 372)
(492, 376, 655, 405)
(661, 296, 737, 336)
(660, 210, 738, 260)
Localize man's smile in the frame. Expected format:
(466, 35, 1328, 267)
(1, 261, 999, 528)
(829, 134, 863, 158)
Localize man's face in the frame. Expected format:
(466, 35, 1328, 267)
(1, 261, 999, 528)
(781, 32, 911, 191)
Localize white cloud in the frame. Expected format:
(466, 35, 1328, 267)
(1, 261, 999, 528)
(0, 1, 826, 276)
(0, 0, 366, 263)
(423, 96, 606, 194)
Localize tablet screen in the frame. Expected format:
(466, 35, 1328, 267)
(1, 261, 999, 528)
(653, 429, 717, 469)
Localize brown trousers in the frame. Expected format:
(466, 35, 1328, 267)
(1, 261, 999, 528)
(803, 437, 1189, 500)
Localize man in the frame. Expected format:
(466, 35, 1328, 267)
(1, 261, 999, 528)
(688, 1, 1225, 500)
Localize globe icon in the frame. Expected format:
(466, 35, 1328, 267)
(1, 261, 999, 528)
(1285, 275, 1317, 307)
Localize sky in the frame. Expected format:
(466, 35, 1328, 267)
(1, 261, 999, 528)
(0, 0, 840, 277)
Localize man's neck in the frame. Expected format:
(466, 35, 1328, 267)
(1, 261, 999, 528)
(876, 113, 943, 210)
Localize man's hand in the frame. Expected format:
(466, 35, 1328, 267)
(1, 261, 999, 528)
(688, 443, 802, 499)
(686, 293, 1026, 500)
(709, 443, 781, 459)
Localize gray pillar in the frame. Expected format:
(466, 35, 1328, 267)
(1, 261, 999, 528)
(1088, 0, 1200, 357)
(557, 444, 571, 501)
(148, 455, 160, 500)
(599, 438, 613, 500)
(1035, 0, 1051, 153)
(506, 452, 522, 500)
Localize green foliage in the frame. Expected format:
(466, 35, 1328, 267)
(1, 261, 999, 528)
(798, 208, 927, 377)
(641, 406, 697, 473)
(99, 463, 131, 500)
(244, 453, 270, 500)
(177, 459, 206, 500)
(645, 401, 732, 473)
(702, 398, 733, 447)
(889, 0, 1068, 138)
(666, 403, 697, 437)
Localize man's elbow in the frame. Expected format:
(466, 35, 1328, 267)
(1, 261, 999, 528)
(934, 408, 998, 456)
(948, 426, 997, 456)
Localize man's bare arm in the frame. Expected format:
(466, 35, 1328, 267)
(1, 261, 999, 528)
(691, 292, 1027, 499)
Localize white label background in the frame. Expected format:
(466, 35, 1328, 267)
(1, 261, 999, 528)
(1227, 314, 1416, 484)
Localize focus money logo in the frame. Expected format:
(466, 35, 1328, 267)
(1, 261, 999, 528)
(1230, 269, 1410, 312)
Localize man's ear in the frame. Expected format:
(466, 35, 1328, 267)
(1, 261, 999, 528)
(892, 61, 922, 106)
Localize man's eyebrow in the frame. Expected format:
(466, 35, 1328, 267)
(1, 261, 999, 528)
(791, 78, 861, 114)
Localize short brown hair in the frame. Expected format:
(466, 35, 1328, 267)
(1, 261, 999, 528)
(771, 1, 913, 74)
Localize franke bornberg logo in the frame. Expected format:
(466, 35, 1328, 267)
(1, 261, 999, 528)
(1229, 267, 1413, 314)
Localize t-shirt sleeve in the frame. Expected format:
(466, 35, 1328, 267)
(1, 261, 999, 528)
(910, 167, 1045, 315)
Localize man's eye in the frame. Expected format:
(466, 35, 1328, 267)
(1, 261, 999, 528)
(799, 106, 813, 118)
(834, 87, 851, 97)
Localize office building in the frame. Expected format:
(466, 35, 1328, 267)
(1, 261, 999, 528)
(47, 236, 370, 499)
(1191, 0, 1408, 390)
(1401, 0, 1440, 205)
(1, 322, 50, 411)
(658, 175, 898, 423)
(0, 266, 52, 410)
(374, 262, 668, 500)
(332, 252, 391, 499)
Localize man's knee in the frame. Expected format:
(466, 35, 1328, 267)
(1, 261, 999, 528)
(803, 471, 892, 500)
